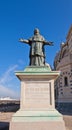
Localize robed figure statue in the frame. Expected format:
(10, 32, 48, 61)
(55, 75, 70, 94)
(19, 28, 53, 66)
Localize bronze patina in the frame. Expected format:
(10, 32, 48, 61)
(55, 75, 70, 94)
(19, 28, 53, 66)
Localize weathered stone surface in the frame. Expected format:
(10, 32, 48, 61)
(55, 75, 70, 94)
(10, 67, 66, 130)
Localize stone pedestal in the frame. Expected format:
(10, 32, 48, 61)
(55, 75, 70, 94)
(9, 66, 66, 130)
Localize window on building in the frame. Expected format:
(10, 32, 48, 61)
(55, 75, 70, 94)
(61, 92, 63, 95)
(64, 77, 68, 86)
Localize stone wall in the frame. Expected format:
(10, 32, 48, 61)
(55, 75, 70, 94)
(54, 25, 72, 103)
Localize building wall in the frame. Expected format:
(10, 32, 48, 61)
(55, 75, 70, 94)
(54, 26, 72, 103)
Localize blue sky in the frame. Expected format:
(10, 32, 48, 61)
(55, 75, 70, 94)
(0, 0, 72, 99)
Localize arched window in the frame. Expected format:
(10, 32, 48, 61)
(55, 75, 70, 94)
(64, 77, 68, 86)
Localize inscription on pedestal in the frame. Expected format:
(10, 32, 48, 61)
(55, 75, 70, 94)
(24, 81, 52, 105)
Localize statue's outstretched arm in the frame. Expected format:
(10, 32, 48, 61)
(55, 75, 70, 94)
(43, 41, 54, 46)
(19, 38, 29, 44)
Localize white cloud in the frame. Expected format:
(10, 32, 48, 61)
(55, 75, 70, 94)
(0, 65, 20, 99)
(0, 65, 18, 85)
(0, 85, 19, 99)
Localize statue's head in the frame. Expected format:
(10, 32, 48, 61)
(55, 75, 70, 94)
(34, 28, 40, 35)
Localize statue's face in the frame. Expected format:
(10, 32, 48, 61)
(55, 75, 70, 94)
(34, 28, 39, 35)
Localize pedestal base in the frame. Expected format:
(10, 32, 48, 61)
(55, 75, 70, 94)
(10, 67, 66, 130)
(10, 121, 65, 130)
(10, 110, 66, 130)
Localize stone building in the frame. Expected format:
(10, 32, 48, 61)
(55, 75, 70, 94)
(54, 25, 72, 106)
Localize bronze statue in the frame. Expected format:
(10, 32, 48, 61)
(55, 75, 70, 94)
(19, 28, 53, 66)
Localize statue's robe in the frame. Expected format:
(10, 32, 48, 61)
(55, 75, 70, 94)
(28, 34, 45, 66)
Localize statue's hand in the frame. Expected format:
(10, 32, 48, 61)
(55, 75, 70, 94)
(19, 38, 29, 44)
(50, 42, 54, 46)
(19, 38, 24, 42)
(43, 40, 54, 46)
